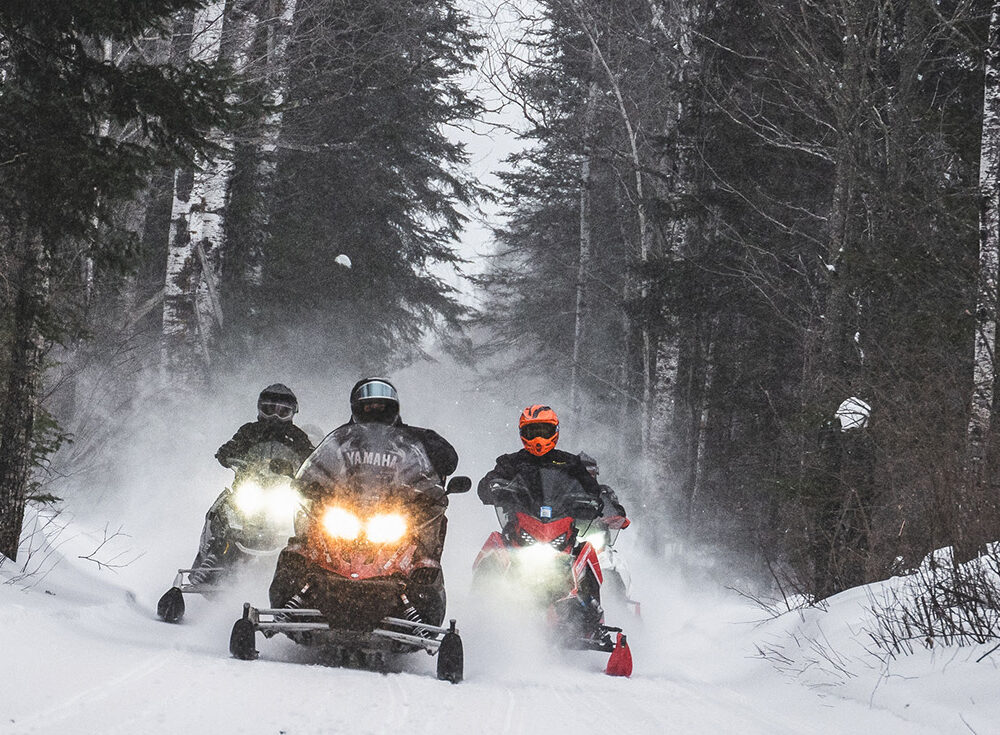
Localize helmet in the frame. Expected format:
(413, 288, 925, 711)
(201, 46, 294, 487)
(579, 452, 599, 478)
(258, 383, 297, 422)
(350, 377, 400, 424)
(519, 405, 559, 456)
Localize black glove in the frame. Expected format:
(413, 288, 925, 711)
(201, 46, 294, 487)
(489, 482, 520, 508)
(577, 497, 602, 519)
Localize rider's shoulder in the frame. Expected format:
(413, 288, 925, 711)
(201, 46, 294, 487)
(233, 420, 261, 436)
(542, 448, 583, 466)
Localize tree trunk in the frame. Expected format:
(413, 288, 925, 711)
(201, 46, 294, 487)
(162, 0, 258, 385)
(162, 4, 219, 384)
(962, 0, 1000, 556)
(219, 0, 298, 349)
(569, 75, 600, 426)
(251, 0, 298, 283)
(804, 0, 870, 596)
(0, 232, 48, 561)
(968, 0, 1000, 487)
(569, 0, 656, 461)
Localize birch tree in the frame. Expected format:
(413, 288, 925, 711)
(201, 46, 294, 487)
(162, 0, 258, 385)
(0, 0, 229, 560)
(569, 74, 600, 425)
(963, 0, 1000, 553)
(968, 1, 1000, 485)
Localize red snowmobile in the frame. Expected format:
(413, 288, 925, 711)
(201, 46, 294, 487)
(472, 471, 633, 677)
(228, 423, 469, 683)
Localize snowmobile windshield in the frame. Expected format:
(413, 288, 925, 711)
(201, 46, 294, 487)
(498, 467, 600, 524)
(295, 423, 444, 506)
(233, 441, 303, 479)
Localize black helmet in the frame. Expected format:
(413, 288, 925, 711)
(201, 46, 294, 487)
(579, 452, 599, 478)
(350, 377, 399, 424)
(258, 383, 298, 422)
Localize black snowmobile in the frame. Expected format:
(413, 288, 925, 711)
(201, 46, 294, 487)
(228, 423, 469, 683)
(157, 451, 303, 623)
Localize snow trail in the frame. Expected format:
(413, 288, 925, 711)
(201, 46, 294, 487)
(2, 359, 995, 733)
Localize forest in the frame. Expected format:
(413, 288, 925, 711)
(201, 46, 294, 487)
(2, 0, 1000, 614)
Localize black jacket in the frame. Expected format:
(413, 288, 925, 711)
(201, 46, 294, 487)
(336, 417, 458, 480)
(478, 448, 603, 510)
(215, 420, 315, 469)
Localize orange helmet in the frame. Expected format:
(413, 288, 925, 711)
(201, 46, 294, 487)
(519, 405, 559, 456)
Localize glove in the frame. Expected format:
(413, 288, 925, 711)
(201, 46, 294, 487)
(489, 482, 519, 508)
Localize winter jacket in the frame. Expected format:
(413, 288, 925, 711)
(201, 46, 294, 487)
(331, 418, 459, 480)
(478, 448, 603, 513)
(215, 419, 315, 469)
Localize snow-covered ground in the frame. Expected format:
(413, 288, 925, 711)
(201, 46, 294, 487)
(4, 362, 1000, 734)
(6, 508, 997, 735)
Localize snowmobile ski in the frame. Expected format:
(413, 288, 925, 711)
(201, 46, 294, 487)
(229, 602, 464, 682)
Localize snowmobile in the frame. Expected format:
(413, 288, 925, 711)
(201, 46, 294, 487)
(157, 457, 302, 623)
(577, 515, 641, 619)
(228, 423, 469, 683)
(472, 471, 633, 677)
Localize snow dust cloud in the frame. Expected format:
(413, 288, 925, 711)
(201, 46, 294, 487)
(27, 343, 748, 685)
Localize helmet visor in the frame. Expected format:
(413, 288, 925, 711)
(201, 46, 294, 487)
(259, 401, 294, 420)
(520, 422, 557, 440)
(353, 380, 398, 404)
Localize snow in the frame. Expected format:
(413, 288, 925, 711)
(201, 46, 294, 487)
(6, 521, 1000, 733)
(835, 396, 870, 430)
(4, 363, 1000, 734)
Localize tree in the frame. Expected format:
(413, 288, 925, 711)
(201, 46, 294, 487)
(0, 0, 231, 560)
(965, 1, 1000, 557)
(235, 0, 484, 370)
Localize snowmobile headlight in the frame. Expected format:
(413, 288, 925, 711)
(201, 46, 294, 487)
(578, 531, 607, 553)
(262, 480, 301, 521)
(365, 513, 408, 544)
(233, 481, 266, 515)
(322, 506, 362, 540)
(518, 542, 560, 569)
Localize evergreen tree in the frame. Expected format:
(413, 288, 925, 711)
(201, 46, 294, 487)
(0, 0, 231, 560)
(224, 0, 484, 371)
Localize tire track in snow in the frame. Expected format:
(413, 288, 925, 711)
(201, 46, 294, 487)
(10, 651, 173, 733)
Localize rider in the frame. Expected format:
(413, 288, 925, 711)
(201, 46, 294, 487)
(478, 405, 607, 638)
(190, 384, 315, 583)
(269, 377, 459, 623)
(215, 383, 314, 469)
(578, 452, 637, 612)
(478, 405, 602, 512)
(578, 452, 626, 519)
(339, 376, 457, 481)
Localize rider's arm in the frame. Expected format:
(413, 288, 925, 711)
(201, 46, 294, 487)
(477, 454, 517, 505)
(215, 422, 257, 468)
(420, 428, 458, 478)
(286, 425, 316, 463)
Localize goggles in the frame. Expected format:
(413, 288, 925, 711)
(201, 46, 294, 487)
(520, 422, 557, 440)
(259, 401, 295, 419)
(352, 380, 398, 403)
